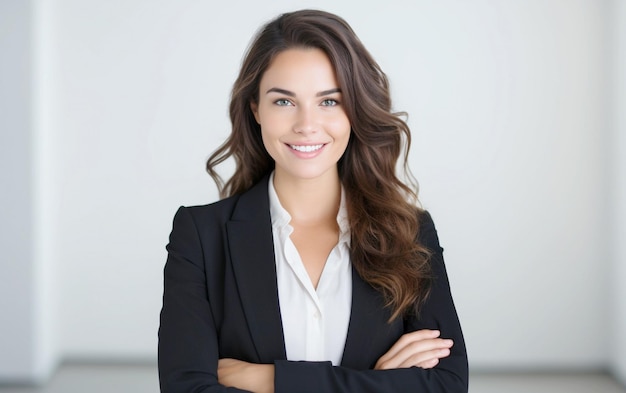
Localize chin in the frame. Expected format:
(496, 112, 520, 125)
(280, 166, 338, 182)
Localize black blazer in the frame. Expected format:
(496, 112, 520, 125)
(158, 175, 468, 392)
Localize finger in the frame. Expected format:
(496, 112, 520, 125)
(383, 337, 452, 367)
(381, 345, 449, 369)
(378, 330, 441, 363)
(416, 357, 440, 369)
(397, 347, 451, 369)
(376, 338, 453, 370)
(376, 336, 448, 369)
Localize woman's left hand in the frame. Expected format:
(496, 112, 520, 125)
(374, 329, 453, 370)
(217, 358, 274, 393)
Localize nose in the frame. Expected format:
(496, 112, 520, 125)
(293, 106, 318, 134)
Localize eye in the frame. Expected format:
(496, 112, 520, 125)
(321, 99, 339, 107)
(274, 99, 293, 106)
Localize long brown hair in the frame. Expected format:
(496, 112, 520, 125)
(207, 9, 432, 320)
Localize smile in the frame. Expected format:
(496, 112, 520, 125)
(289, 144, 324, 153)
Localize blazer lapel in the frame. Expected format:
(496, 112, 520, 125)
(341, 268, 403, 369)
(226, 175, 287, 364)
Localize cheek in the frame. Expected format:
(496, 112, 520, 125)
(332, 116, 351, 142)
(259, 124, 285, 159)
(258, 110, 289, 134)
(260, 129, 278, 153)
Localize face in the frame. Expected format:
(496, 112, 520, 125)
(251, 48, 351, 185)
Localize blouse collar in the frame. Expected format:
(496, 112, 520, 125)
(268, 172, 350, 245)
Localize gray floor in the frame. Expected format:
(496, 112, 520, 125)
(0, 364, 624, 393)
(471, 371, 626, 393)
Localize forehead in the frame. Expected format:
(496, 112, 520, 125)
(259, 48, 339, 91)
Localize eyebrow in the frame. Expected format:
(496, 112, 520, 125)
(265, 87, 341, 97)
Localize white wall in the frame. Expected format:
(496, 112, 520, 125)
(0, 0, 57, 382)
(0, 0, 36, 381)
(33, 0, 60, 381)
(0, 0, 622, 382)
(385, 1, 611, 368)
(611, 0, 626, 386)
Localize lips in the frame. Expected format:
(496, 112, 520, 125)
(288, 144, 325, 153)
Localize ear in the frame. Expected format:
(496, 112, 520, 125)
(250, 101, 260, 124)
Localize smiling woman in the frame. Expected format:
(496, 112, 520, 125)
(158, 9, 468, 393)
(251, 48, 351, 187)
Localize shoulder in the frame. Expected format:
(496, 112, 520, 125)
(165, 195, 242, 253)
(173, 173, 272, 229)
(180, 194, 241, 224)
(417, 210, 443, 253)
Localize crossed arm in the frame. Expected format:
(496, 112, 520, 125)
(218, 329, 454, 393)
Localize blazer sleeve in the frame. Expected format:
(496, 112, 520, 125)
(272, 211, 469, 393)
(158, 206, 251, 393)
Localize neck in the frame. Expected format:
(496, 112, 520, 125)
(272, 169, 341, 225)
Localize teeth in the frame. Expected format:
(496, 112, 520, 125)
(290, 144, 324, 152)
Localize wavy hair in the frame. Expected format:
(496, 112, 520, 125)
(206, 9, 432, 320)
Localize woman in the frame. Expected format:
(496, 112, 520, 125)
(158, 9, 468, 393)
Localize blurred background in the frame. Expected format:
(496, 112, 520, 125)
(1, 0, 625, 391)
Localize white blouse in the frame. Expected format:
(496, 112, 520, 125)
(268, 173, 352, 366)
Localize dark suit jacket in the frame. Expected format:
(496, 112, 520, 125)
(158, 175, 468, 392)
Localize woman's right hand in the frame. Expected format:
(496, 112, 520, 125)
(374, 329, 454, 370)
